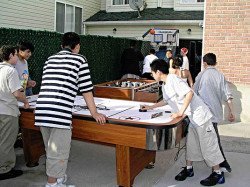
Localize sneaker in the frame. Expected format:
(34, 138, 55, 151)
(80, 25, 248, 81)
(175, 167, 194, 181)
(57, 174, 67, 184)
(45, 183, 75, 187)
(200, 172, 225, 186)
(219, 160, 232, 173)
(0, 169, 23, 180)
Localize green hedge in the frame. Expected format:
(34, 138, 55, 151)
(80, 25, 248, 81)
(0, 28, 150, 94)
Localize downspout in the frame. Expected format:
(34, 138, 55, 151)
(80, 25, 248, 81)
(83, 22, 86, 35)
(201, 1, 206, 71)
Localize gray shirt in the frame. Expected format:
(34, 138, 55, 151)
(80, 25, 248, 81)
(194, 67, 233, 123)
(15, 57, 29, 80)
(15, 57, 33, 96)
(0, 62, 22, 117)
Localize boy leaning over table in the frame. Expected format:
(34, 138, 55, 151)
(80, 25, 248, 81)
(141, 59, 225, 186)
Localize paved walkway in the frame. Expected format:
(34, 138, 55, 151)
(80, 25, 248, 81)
(0, 122, 249, 187)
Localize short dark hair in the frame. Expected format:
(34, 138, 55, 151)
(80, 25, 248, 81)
(149, 49, 156, 54)
(62, 32, 80, 49)
(17, 41, 34, 52)
(150, 59, 169, 74)
(130, 40, 137, 47)
(0, 45, 17, 61)
(203, 53, 217, 65)
(172, 55, 183, 69)
(166, 49, 172, 54)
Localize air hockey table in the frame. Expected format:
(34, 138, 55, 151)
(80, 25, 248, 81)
(19, 95, 186, 187)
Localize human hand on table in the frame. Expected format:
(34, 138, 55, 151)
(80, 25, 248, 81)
(23, 101, 30, 109)
(170, 112, 183, 119)
(140, 104, 153, 111)
(92, 112, 107, 124)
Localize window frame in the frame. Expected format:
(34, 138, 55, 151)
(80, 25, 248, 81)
(180, 0, 204, 4)
(54, 0, 83, 34)
(112, 0, 129, 6)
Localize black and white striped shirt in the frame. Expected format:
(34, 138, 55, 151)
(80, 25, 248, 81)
(35, 49, 93, 129)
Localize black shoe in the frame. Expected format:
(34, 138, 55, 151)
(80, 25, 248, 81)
(0, 169, 23, 180)
(200, 172, 225, 186)
(14, 138, 23, 148)
(175, 167, 194, 181)
(219, 160, 232, 173)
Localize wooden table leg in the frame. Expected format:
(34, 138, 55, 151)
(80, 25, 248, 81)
(21, 128, 45, 167)
(116, 145, 156, 187)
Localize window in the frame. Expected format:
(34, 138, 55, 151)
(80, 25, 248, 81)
(180, 0, 204, 3)
(113, 0, 129, 5)
(56, 2, 83, 34)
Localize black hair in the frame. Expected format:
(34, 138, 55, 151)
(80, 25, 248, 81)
(0, 45, 17, 61)
(172, 55, 183, 69)
(17, 41, 34, 52)
(203, 53, 217, 65)
(150, 59, 169, 74)
(130, 40, 137, 47)
(149, 49, 156, 54)
(166, 49, 172, 54)
(62, 32, 80, 49)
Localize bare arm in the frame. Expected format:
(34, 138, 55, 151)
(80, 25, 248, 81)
(169, 59, 173, 69)
(82, 92, 106, 124)
(226, 98, 235, 122)
(187, 70, 194, 88)
(181, 70, 193, 88)
(171, 90, 193, 118)
(13, 90, 29, 109)
(141, 100, 166, 111)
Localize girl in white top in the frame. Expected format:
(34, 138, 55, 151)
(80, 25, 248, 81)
(169, 56, 193, 88)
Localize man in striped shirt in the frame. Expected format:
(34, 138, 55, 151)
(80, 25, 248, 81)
(35, 32, 106, 187)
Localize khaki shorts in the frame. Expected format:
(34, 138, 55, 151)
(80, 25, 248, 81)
(186, 120, 224, 167)
(40, 127, 72, 178)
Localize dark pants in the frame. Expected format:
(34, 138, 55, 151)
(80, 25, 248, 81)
(212, 123, 226, 160)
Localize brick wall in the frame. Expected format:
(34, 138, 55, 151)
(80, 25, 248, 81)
(204, 0, 250, 84)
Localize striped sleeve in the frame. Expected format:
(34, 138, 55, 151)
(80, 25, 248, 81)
(77, 58, 93, 93)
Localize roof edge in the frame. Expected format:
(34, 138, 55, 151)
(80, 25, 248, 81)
(83, 20, 202, 26)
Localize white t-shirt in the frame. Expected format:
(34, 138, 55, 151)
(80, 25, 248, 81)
(182, 56, 189, 70)
(162, 74, 212, 127)
(0, 62, 22, 117)
(142, 54, 158, 74)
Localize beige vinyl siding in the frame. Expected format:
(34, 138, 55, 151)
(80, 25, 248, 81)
(174, 0, 204, 11)
(101, 0, 106, 10)
(162, 0, 174, 8)
(105, 0, 203, 12)
(0, 0, 101, 32)
(0, 0, 54, 31)
(81, 0, 101, 20)
(86, 25, 203, 40)
(146, 0, 174, 8)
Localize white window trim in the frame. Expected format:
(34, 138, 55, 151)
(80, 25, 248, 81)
(54, 0, 83, 33)
(180, 0, 204, 4)
(111, 0, 129, 6)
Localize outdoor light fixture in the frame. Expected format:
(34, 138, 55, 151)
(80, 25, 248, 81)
(187, 28, 192, 34)
(113, 28, 117, 34)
